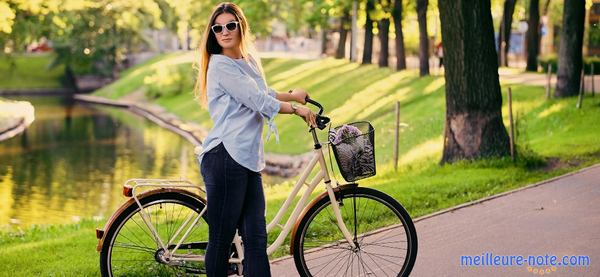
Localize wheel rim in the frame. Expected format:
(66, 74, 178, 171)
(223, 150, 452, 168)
(299, 192, 413, 277)
(107, 198, 209, 276)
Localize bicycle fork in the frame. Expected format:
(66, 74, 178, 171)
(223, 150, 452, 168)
(316, 141, 359, 250)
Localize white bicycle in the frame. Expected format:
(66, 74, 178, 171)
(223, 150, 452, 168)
(95, 98, 418, 276)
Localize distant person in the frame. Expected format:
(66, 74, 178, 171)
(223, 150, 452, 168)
(193, 2, 317, 276)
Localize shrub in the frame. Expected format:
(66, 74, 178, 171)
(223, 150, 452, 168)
(143, 64, 191, 99)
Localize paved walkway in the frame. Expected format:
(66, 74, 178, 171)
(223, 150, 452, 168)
(499, 69, 600, 94)
(270, 164, 600, 276)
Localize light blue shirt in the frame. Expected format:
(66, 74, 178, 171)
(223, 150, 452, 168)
(196, 54, 281, 172)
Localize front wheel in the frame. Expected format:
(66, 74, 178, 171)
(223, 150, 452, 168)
(292, 187, 418, 277)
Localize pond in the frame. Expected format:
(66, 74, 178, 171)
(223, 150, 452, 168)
(0, 96, 282, 228)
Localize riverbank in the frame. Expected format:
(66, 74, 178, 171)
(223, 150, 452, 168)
(0, 53, 64, 90)
(0, 98, 34, 142)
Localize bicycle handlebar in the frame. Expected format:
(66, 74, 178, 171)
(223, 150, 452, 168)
(305, 96, 323, 115)
(305, 96, 330, 130)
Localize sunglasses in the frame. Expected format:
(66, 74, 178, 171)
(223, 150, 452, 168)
(211, 21, 239, 34)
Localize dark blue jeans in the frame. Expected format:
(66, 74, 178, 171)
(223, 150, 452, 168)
(200, 142, 271, 277)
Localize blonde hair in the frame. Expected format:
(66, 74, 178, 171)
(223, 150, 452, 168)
(193, 2, 268, 108)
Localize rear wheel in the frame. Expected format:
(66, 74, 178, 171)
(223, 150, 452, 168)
(99, 191, 209, 276)
(292, 187, 418, 277)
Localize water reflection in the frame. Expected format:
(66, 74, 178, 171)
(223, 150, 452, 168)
(0, 96, 206, 228)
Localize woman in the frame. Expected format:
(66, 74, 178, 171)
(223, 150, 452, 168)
(193, 2, 317, 276)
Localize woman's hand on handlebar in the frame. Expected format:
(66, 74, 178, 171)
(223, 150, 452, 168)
(289, 88, 309, 104)
(295, 106, 317, 128)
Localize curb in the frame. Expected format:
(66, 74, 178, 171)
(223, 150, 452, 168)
(0, 88, 74, 96)
(411, 162, 600, 224)
(0, 118, 27, 142)
(74, 94, 203, 145)
(0, 100, 35, 142)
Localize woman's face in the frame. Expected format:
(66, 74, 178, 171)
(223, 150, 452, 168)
(213, 12, 240, 50)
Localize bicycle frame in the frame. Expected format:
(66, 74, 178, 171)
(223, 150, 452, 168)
(265, 135, 357, 255)
(115, 128, 357, 266)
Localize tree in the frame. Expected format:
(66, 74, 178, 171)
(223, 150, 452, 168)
(438, 0, 510, 163)
(554, 0, 585, 97)
(362, 0, 375, 64)
(497, 0, 517, 67)
(417, 0, 429, 76)
(1, 0, 164, 86)
(336, 7, 351, 59)
(392, 0, 406, 70)
(525, 0, 540, 71)
(378, 16, 390, 67)
(304, 0, 354, 57)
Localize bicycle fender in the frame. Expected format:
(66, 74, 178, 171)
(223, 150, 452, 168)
(95, 188, 206, 252)
(289, 183, 358, 254)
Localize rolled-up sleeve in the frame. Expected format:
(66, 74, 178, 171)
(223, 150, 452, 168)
(268, 87, 277, 98)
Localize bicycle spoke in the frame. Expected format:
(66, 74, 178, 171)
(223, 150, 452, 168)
(361, 249, 391, 277)
(309, 247, 350, 276)
(343, 251, 355, 277)
(366, 232, 407, 246)
(363, 243, 407, 251)
(361, 250, 405, 266)
(115, 229, 149, 251)
(305, 248, 349, 263)
(357, 251, 377, 277)
(353, 195, 358, 240)
(121, 217, 154, 247)
(113, 242, 155, 253)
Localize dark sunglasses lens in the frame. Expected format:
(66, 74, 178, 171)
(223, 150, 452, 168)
(226, 22, 237, 31)
(212, 25, 222, 33)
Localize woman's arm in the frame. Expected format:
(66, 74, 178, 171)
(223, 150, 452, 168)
(273, 92, 294, 102)
(269, 88, 309, 104)
(277, 101, 317, 128)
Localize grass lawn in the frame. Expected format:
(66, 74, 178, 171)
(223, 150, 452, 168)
(1, 52, 600, 275)
(0, 53, 65, 89)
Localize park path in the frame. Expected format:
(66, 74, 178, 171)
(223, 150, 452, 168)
(269, 163, 600, 276)
(499, 68, 600, 94)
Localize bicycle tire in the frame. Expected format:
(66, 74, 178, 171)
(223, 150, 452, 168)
(99, 191, 209, 276)
(292, 187, 418, 277)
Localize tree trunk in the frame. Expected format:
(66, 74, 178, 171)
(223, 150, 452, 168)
(393, 0, 407, 70)
(438, 0, 511, 163)
(362, 0, 375, 64)
(497, 0, 517, 67)
(417, 0, 429, 76)
(336, 9, 351, 59)
(555, 0, 585, 97)
(321, 28, 328, 55)
(526, 0, 540, 71)
(64, 65, 79, 93)
(378, 18, 390, 67)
